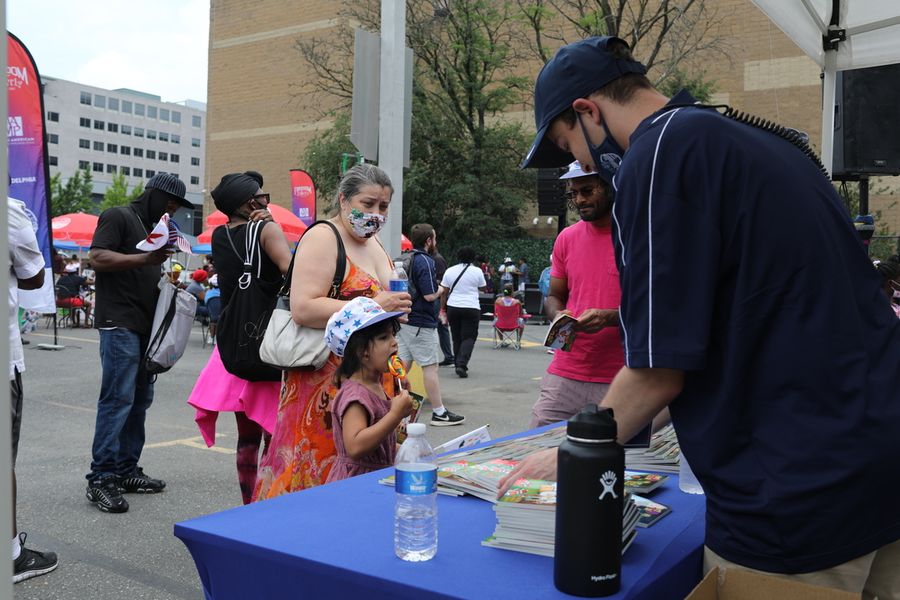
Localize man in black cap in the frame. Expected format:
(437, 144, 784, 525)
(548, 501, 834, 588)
(85, 172, 193, 513)
(503, 37, 900, 594)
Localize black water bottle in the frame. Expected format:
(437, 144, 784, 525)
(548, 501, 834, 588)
(554, 405, 625, 597)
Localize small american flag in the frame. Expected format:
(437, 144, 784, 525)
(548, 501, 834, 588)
(168, 217, 193, 254)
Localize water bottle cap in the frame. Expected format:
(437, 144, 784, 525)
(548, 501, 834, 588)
(407, 423, 426, 436)
(566, 404, 617, 442)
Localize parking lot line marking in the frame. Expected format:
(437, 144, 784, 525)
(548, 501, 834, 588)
(145, 435, 235, 454)
(30, 331, 100, 344)
(476, 337, 541, 348)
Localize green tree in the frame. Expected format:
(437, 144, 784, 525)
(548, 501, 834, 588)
(49, 168, 94, 217)
(99, 172, 144, 212)
(835, 180, 898, 260)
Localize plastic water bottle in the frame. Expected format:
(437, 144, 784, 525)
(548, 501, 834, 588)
(678, 452, 704, 495)
(394, 422, 437, 561)
(390, 261, 409, 293)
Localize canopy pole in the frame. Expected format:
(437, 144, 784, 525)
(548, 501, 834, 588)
(821, 52, 836, 178)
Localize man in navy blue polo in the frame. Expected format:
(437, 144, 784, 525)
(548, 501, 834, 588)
(501, 36, 900, 595)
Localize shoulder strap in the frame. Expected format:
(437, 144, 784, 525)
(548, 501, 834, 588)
(277, 220, 346, 300)
(447, 264, 470, 297)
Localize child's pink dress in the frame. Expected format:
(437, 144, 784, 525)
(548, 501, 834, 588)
(325, 379, 397, 483)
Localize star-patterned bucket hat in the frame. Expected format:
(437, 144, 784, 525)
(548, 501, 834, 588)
(324, 296, 404, 358)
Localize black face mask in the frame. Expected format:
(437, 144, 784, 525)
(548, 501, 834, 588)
(578, 113, 625, 176)
(147, 188, 173, 223)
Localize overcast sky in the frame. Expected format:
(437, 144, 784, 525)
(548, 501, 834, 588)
(7, 0, 210, 103)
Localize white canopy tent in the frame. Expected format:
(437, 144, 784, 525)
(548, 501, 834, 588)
(750, 0, 900, 177)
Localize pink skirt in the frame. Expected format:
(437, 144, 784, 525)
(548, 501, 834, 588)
(187, 346, 281, 447)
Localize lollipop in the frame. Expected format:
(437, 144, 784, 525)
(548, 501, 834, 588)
(388, 355, 406, 379)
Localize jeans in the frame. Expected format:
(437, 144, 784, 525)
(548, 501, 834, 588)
(437, 321, 454, 362)
(87, 328, 154, 481)
(447, 307, 481, 370)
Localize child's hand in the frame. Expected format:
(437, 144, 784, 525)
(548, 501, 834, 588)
(391, 389, 415, 419)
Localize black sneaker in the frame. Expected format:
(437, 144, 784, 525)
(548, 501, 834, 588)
(13, 533, 58, 584)
(438, 359, 455, 366)
(455, 367, 468, 378)
(86, 477, 129, 513)
(118, 467, 166, 494)
(431, 410, 465, 427)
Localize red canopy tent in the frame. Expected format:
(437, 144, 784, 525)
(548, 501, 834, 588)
(401, 234, 413, 251)
(200, 205, 308, 244)
(51, 212, 99, 247)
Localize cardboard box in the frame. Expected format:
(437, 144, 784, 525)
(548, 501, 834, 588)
(686, 567, 861, 600)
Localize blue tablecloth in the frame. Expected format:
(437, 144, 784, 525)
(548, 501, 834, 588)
(176, 439, 706, 600)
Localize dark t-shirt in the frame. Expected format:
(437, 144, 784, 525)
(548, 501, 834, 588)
(613, 90, 900, 573)
(211, 222, 283, 307)
(56, 274, 86, 298)
(91, 205, 162, 335)
(408, 251, 439, 328)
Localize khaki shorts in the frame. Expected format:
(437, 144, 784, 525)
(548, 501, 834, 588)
(397, 325, 440, 367)
(529, 372, 611, 428)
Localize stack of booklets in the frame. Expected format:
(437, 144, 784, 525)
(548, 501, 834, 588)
(482, 479, 639, 557)
(625, 424, 680, 473)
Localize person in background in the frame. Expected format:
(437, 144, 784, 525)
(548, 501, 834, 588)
(187, 171, 292, 505)
(324, 297, 413, 483)
(874, 259, 900, 318)
(397, 223, 465, 426)
(254, 164, 412, 499)
(186, 268, 209, 322)
(202, 254, 215, 276)
(205, 274, 221, 344)
(538, 254, 552, 325)
(506, 35, 900, 595)
(55, 262, 94, 327)
(51, 248, 65, 277)
(440, 246, 487, 378)
(517, 257, 530, 292)
(86, 172, 193, 513)
(431, 249, 455, 367)
(8, 197, 58, 583)
(477, 255, 495, 294)
(498, 257, 517, 291)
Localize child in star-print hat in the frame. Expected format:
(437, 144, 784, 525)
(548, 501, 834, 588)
(325, 296, 405, 358)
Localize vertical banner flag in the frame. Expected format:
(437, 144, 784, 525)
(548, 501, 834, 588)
(290, 169, 316, 227)
(7, 32, 55, 312)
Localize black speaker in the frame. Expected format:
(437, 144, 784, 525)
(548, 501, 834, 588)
(537, 168, 567, 216)
(833, 63, 900, 178)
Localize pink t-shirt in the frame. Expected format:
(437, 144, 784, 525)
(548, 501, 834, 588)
(548, 220, 625, 383)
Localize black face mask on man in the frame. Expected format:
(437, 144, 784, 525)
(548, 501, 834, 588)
(578, 113, 625, 179)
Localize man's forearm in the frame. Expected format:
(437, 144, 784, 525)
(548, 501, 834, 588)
(544, 295, 565, 320)
(90, 249, 148, 272)
(599, 367, 684, 443)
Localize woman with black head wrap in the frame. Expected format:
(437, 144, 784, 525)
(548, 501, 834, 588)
(186, 170, 293, 505)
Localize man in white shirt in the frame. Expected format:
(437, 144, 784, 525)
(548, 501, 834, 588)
(7, 197, 58, 583)
(440, 246, 487, 378)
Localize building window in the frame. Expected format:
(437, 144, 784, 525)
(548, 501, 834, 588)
(160, 108, 170, 121)
(79, 139, 90, 149)
(107, 122, 118, 133)
(49, 155, 58, 166)
(134, 148, 143, 158)
(78, 160, 90, 170)
(170, 154, 179, 163)
(47, 111, 59, 122)
(191, 137, 201, 148)
(146, 169, 155, 178)
(134, 127, 144, 138)
(122, 100, 132, 114)
(171, 134, 180, 144)
(108, 97, 119, 111)
(147, 106, 158, 119)
(93, 119, 104, 130)
(121, 166, 130, 176)
(159, 132, 169, 142)
(159, 151, 168, 161)
(190, 157, 200, 166)
(92, 162, 103, 172)
(133, 167, 143, 177)
(147, 150, 156, 159)
(80, 117, 91, 128)
(192, 115, 202, 128)
(49, 133, 59, 144)
(107, 143, 117, 153)
(121, 125, 131, 135)
(93, 141, 104, 151)
(121, 146, 131, 156)
(94, 94, 106, 108)
(190, 176, 199, 185)
(80, 91, 92, 105)
(147, 130, 157, 140)
(135, 103, 145, 116)
(107, 164, 116, 173)
(172, 111, 181, 124)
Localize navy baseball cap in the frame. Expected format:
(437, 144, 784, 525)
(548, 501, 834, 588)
(521, 36, 646, 169)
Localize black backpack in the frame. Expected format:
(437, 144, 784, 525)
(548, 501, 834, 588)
(216, 221, 282, 382)
(397, 249, 429, 301)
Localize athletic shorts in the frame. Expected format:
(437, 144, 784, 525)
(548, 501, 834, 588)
(397, 325, 440, 367)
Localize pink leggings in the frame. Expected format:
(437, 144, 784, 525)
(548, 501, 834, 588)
(235, 411, 270, 505)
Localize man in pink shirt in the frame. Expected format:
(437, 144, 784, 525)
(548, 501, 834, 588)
(529, 160, 625, 427)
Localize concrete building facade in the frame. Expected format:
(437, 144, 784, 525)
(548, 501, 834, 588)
(42, 76, 207, 231)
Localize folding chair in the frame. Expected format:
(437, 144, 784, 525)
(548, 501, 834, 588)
(492, 300, 527, 350)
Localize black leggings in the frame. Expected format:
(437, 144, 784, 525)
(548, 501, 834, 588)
(447, 307, 481, 370)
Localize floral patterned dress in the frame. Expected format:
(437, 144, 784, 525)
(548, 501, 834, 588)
(253, 259, 394, 500)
